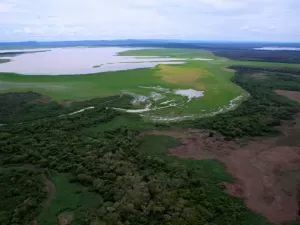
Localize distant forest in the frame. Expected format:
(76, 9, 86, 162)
(212, 50, 300, 64)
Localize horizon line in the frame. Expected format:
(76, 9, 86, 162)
(0, 39, 300, 44)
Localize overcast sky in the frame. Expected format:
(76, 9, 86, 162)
(0, 0, 299, 42)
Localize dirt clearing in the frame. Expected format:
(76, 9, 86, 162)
(221, 67, 236, 73)
(149, 114, 300, 225)
(58, 211, 73, 225)
(275, 90, 300, 103)
(33, 175, 56, 225)
(30, 96, 51, 104)
(43, 175, 56, 208)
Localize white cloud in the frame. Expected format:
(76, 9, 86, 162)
(200, 0, 246, 10)
(0, 2, 15, 12)
(240, 25, 250, 30)
(240, 25, 262, 33)
(0, 1, 28, 13)
(0, 0, 299, 42)
(268, 25, 276, 30)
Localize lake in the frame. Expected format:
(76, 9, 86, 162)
(254, 47, 300, 51)
(0, 47, 191, 75)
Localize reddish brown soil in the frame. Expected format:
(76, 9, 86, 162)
(30, 96, 51, 104)
(149, 114, 300, 225)
(275, 90, 300, 103)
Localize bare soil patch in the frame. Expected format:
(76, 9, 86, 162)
(221, 67, 236, 73)
(148, 114, 300, 225)
(30, 96, 51, 104)
(61, 101, 73, 107)
(33, 175, 56, 225)
(58, 211, 74, 225)
(43, 175, 56, 208)
(275, 90, 300, 103)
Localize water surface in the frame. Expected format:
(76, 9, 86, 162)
(0, 47, 191, 75)
(254, 47, 300, 51)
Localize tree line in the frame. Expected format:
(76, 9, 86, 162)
(0, 101, 270, 225)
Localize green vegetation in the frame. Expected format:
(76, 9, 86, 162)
(0, 50, 245, 119)
(0, 101, 272, 225)
(118, 48, 217, 59)
(212, 48, 300, 64)
(38, 172, 101, 225)
(0, 49, 247, 119)
(120, 48, 300, 69)
(181, 66, 300, 138)
(2, 48, 300, 120)
(139, 135, 235, 182)
(1, 48, 300, 225)
(0, 168, 46, 225)
(0, 91, 133, 123)
(0, 69, 157, 101)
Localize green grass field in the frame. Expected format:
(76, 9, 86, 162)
(37, 172, 101, 225)
(118, 48, 218, 59)
(1, 48, 300, 121)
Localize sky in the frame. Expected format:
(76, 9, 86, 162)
(0, 0, 299, 42)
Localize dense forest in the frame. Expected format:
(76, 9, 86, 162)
(1, 65, 300, 224)
(0, 107, 267, 225)
(0, 92, 133, 124)
(0, 168, 46, 225)
(212, 50, 300, 64)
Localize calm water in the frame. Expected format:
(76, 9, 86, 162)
(254, 47, 300, 51)
(0, 47, 190, 75)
